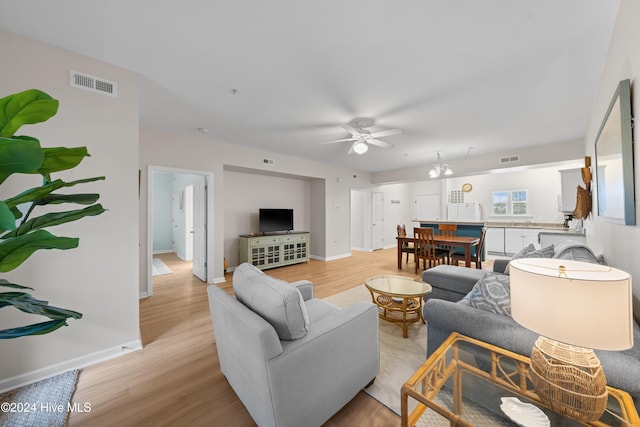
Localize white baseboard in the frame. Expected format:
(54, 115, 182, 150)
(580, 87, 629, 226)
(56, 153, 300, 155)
(152, 250, 173, 255)
(0, 339, 143, 393)
(139, 291, 149, 299)
(212, 276, 226, 284)
(310, 253, 352, 262)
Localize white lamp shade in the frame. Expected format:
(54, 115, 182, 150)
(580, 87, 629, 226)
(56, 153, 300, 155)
(510, 258, 633, 351)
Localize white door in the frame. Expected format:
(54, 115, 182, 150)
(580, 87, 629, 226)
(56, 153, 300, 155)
(192, 176, 207, 281)
(372, 191, 384, 250)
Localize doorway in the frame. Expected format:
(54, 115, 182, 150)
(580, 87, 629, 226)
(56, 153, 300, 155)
(146, 166, 212, 297)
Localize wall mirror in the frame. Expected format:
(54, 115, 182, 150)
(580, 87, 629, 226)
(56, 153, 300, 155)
(595, 79, 635, 225)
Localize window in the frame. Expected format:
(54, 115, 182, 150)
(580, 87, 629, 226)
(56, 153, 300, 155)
(492, 190, 529, 216)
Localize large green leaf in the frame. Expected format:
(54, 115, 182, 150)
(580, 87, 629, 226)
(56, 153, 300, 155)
(0, 201, 16, 232)
(0, 320, 69, 339)
(3, 177, 105, 210)
(0, 279, 32, 290)
(0, 136, 44, 185)
(1, 292, 82, 320)
(37, 193, 100, 206)
(4, 204, 105, 237)
(0, 230, 78, 272)
(0, 89, 59, 138)
(37, 147, 90, 182)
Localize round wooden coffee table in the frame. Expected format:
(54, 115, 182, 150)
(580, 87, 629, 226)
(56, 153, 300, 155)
(364, 275, 432, 338)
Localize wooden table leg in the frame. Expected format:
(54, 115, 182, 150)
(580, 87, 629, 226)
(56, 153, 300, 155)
(397, 239, 403, 269)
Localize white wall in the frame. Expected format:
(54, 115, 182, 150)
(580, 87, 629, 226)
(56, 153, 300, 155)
(583, 0, 640, 318)
(0, 30, 140, 386)
(223, 169, 313, 268)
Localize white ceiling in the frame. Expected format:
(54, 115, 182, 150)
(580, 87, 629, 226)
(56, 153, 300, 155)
(0, 1, 620, 173)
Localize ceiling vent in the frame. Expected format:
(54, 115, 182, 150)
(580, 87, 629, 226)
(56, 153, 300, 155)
(69, 70, 117, 97)
(500, 154, 520, 164)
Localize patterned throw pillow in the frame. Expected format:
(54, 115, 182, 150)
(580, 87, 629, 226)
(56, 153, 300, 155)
(504, 244, 554, 274)
(460, 272, 512, 315)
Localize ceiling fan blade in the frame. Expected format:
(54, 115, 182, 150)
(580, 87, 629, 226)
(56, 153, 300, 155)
(321, 137, 357, 144)
(369, 128, 402, 138)
(367, 139, 394, 149)
(341, 124, 362, 136)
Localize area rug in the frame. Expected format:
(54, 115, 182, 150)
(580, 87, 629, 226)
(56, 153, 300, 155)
(0, 369, 80, 427)
(324, 286, 511, 426)
(152, 258, 173, 276)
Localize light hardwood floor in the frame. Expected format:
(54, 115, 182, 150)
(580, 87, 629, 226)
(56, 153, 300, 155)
(69, 248, 483, 426)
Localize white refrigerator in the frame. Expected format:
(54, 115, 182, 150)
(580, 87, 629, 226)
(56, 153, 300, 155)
(447, 202, 481, 222)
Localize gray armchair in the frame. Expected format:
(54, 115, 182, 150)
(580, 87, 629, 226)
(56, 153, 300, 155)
(207, 263, 379, 427)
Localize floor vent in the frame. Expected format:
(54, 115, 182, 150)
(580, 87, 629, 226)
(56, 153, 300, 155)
(500, 154, 520, 164)
(69, 70, 117, 97)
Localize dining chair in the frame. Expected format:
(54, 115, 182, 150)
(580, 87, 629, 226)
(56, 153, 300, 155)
(450, 228, 486, 269)
(397, 224, 414, 265)
(437, 224, 458, 264)
(414, 227, 447, 273)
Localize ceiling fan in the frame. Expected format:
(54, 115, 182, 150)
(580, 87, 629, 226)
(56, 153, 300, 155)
(321, 117, 402, 155)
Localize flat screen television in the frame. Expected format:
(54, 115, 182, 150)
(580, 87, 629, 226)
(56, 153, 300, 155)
(259, 208, 294, 233)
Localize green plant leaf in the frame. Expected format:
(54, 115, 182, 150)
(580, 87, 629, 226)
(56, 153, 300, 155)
(37, 147, 90, 182)
(0, 320, 69, 339)
(0, 201, 16, 232)
(1, 292, 82, 320)
(0, 136, 44, 185)
(0, 89, 59, 138)
(4, 177, 105, 210)
(37, 193, 100, 206)
(0, 230, 78, 272)
(0, 279, 32, 290)
(4, 204, 105, 237)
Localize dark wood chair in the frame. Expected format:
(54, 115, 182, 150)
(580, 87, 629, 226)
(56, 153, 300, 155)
(414, 227, 447, 273)
(450, 228, 486, 269)
(397, 224, 414, 265)
(437, 224, 457, 264)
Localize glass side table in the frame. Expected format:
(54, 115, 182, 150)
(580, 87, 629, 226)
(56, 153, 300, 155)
(401, 332, 639, 427)
(364, 275, 432, 338)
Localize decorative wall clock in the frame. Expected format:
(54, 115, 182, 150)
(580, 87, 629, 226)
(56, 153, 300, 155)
(462, 183, 472, 192)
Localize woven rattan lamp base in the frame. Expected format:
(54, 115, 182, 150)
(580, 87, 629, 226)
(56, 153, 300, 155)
(529, 336, 607, 422)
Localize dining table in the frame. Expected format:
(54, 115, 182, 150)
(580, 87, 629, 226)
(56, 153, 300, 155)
(396, 235, 480, 269)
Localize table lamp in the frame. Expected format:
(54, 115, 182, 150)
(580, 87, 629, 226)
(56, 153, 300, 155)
(509, 258, 633, 422)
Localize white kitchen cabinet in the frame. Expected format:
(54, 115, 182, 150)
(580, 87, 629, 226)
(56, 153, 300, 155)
(485, 227, 506, 256)
(504, 228, 541, 256)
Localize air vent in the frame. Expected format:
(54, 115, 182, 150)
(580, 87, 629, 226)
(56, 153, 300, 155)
(500, 155, 520, 164)
(262, 158, 274, 165)
(69, 70, 117, 97)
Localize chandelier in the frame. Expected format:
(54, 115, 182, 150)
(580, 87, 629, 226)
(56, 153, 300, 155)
(428, 152, 453, 178)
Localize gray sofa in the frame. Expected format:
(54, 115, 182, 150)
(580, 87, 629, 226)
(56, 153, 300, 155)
(207, 263, 379, 427)
(422, 240, 640, 412)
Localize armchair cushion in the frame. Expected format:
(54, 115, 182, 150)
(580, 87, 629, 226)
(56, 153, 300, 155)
(233, 263, 309, 340)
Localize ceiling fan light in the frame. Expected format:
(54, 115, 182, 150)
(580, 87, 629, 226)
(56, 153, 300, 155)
(353, 141, 369, 155)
